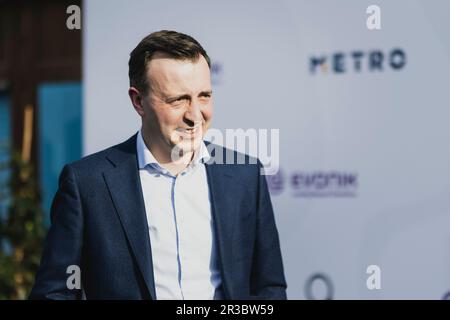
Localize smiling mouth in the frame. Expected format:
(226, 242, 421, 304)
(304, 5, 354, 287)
(179, 124, 201, 134)
(184, 127, 198, 133)
(176, 125, 202, 139)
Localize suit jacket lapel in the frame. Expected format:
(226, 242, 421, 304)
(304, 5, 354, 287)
(103, 134, 156, 300)
(205, 144, 238, 299)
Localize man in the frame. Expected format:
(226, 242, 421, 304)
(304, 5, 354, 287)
(30, 30, 286, 300)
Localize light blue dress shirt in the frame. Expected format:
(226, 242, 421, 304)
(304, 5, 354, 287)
(136, 130, 223, 300)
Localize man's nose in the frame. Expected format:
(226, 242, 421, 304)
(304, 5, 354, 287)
(184, 100, 202, 125)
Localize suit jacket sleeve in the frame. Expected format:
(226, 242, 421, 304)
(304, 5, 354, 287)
(29, 164, 84, 300)
(249, 161, 287, 299)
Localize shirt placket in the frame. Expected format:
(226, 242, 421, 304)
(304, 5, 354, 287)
(171, 172, 187, 299)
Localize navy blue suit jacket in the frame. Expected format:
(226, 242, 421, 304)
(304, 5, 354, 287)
(30, 134, 287, 299)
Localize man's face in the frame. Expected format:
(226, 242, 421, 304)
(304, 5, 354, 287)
(135, 53, 213, 158)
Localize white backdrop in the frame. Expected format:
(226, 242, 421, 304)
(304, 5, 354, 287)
(83, 0, 450, 299)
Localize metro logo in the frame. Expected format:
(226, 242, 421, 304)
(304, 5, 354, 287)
(310, 49, 406, 74)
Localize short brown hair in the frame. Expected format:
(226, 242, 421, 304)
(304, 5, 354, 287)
(128, 30, 211, 94)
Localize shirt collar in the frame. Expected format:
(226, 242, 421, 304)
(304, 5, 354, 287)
(136, 130, 210, 171)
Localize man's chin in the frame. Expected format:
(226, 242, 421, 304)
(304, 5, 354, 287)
(170, 138, 201, 161)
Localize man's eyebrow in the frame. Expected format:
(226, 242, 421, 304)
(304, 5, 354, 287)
(165, 94, 191, 103)
(198, 90, 212, 96)
(165, 90, 212, 102)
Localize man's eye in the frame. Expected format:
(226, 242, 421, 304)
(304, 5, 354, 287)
(171, 98, 187, 105)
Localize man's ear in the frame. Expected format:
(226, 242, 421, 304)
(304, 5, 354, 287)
(128, 87, 145, 117)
